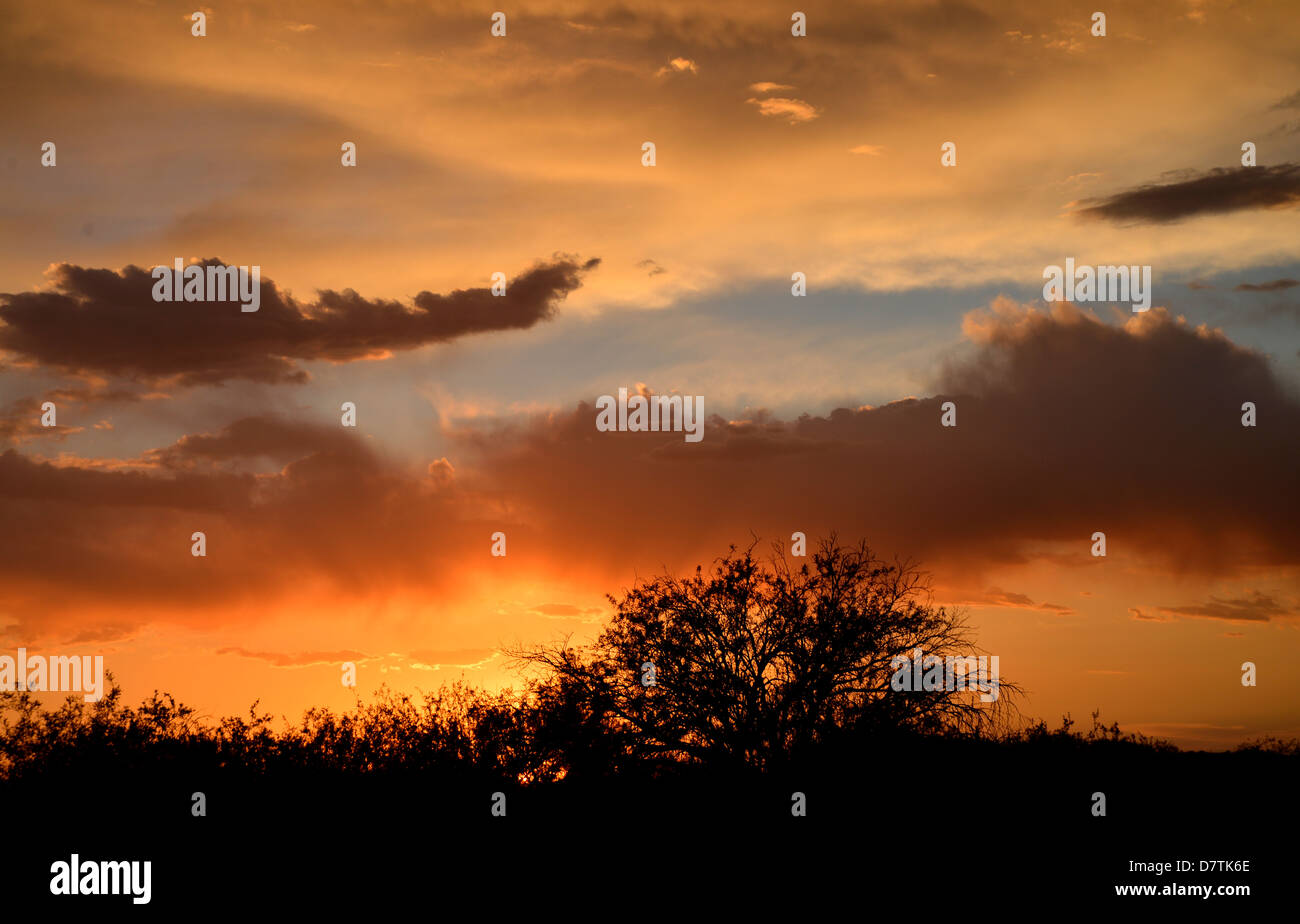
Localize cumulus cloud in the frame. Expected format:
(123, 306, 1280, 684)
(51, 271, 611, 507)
(4, 301, 1297, 642)
(656, 56, 698, 76)
(455, 300, 1300, 580)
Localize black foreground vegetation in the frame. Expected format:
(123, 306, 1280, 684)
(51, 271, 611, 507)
(4, 540, 1293, 907)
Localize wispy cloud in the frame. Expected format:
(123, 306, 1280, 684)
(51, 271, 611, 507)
(746, 96, 819, 124)
(216, 647, 371, 667)
(1149, 593, 1289, 623)
(1235, 278, 1298, 292)
(1074, 164, 1300, 224)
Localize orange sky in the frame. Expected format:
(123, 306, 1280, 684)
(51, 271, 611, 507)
(2, 0, 1299, 750)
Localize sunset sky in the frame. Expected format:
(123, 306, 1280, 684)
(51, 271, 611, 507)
(2, 0, 1298, 749)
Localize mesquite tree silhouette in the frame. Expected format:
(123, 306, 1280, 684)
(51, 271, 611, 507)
(514, 537, 1019, 773)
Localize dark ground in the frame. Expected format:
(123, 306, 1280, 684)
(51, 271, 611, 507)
(5, 733, 1290, 913)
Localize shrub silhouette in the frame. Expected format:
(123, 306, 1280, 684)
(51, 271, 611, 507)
(1, 537, 1294, 803)
(5, 537, 1297, 908)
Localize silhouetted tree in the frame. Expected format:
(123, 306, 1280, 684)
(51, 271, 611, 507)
(514, 537, 1019, 771)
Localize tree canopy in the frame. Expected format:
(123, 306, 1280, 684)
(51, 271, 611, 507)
(514, 537, 1018, 773)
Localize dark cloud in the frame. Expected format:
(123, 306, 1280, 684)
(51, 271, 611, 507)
(0, 398, 78, 444)
(1151, 593, 1288, 623)
(144, 415, 366, 470)
(0, 447, 253, 511)
(0, 386, 151, 445)
(1271, 90, 1300, 110)
(3, 302, 1298, 641)
(1074, 164, 1300, 224)
(977, 588, 1074, 615)
(0, 256, 598, 386)
(0, 416, 479, 637)
(1234, 278, 1298, 292)
(453, 301, 1300, 580)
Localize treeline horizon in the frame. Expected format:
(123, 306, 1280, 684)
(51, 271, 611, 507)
(3, 673, 1296, 786)
(3, 539, 1295, 825)
(5, 540, 1296, 908)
